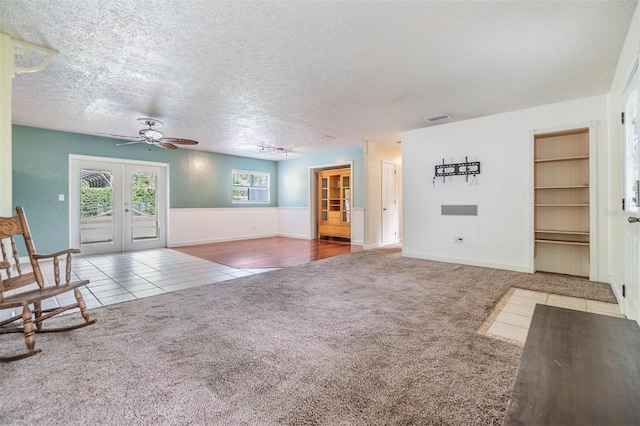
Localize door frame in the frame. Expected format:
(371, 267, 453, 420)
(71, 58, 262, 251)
(529, 123, 598, 280)
(69, 154, 170, 254)
(308, 161, 353, 241)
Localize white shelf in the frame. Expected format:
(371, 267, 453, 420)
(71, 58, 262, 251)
(535, 229, 589, 236)
(535, 185, 589, 190)
(534, 155, 589, 163)
(535, 204, 589, 207)
(535, 239, 589, 246)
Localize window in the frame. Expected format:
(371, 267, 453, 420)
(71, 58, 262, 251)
(232, 170, 270, 203)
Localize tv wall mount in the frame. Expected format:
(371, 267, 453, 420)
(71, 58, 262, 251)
(434, 157, 481, 183)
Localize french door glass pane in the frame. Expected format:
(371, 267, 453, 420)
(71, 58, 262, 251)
(131, 172, 159, 241)
(80, 168, 114, 244)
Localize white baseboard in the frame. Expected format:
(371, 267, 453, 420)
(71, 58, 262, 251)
(168, 233, 278, 248)
(401, 251, 534, 274)
(277, 233, 312, 240)
(593, 274, 611, 285)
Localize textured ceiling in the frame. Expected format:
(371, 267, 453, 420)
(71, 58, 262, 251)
(0, 0, 637, 160)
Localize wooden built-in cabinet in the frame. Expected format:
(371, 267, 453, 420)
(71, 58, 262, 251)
(318, 168, 351, 240)
(534, 128, 590, 277)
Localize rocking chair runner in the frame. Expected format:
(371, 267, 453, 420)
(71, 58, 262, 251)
(0, 206, 96, 361)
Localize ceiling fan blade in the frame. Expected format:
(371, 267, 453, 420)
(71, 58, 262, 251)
(161, 138, 198, 145)
(116, 141, 145, 146)
(95, 132, 141, 141)
(156, 141, 178, 150)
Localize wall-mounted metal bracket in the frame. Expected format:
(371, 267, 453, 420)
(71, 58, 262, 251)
(434, 156, 481, 183)
(12, 38, 58, 74)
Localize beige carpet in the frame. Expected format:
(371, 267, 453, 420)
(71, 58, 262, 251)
(0, 248, 616, 425)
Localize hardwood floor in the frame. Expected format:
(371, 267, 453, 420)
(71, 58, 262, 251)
(172, 237, 363, 269)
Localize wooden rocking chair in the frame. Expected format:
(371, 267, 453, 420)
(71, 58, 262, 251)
(0, 206, 96, 361)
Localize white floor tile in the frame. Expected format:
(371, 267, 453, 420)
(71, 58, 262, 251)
(481, 288, 624, 346)
(546, 294, 587, 311)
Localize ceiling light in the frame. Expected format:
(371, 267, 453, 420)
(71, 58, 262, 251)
(425, 114, 450, 123)
(257, 144, 291, 157)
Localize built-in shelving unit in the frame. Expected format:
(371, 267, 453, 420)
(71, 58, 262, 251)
(318, 168, 351, 240)
(534, 128, 590, 277)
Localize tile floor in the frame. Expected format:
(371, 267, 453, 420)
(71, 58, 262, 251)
(0, 248, 277, 322)
(479, 287, 625, 346)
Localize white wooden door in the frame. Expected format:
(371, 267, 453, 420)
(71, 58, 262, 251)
(623, 67, 640, 322)
(382, 161, 397, 245)
(70, 156, 167, 255)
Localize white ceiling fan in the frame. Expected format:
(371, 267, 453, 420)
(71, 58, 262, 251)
(96, 118, 199, 150)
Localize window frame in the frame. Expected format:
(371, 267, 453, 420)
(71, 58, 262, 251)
(231, 169, 271, 204)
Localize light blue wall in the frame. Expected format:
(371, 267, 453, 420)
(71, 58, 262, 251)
(12, 125, 277, 253)
(277, 146, 364, 208)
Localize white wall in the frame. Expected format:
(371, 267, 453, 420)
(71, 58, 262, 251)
(402, 95, 608, 276)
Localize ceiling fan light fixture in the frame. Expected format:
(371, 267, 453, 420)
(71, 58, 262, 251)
(98, 118, 198, 150)
(140, 128, 164, 141)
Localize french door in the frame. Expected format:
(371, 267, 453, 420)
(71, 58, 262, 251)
(70, 156, 168, 255)
(622, 66, 640, 322)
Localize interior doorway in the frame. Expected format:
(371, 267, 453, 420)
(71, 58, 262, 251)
(69, 156, 168, 255)
(309, 163, 352, 242)
(382, 161, 398, 245)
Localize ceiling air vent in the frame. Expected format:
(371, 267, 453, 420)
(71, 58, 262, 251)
(425, 114, 450, 123)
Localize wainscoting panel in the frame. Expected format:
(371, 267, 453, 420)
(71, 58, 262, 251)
(277, 207, 312, 239)
(170, 207, 365, 247)
(169, 207, 279, 247)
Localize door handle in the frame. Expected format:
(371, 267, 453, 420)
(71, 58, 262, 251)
(628, 216, 640, 223)
(383, 208, 388, 211)
(125, 209, 130, 212)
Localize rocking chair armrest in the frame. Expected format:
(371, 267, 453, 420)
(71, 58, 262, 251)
(32, 248, 81, 260)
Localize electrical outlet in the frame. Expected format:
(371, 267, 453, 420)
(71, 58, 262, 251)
(454, 236, 464, 244)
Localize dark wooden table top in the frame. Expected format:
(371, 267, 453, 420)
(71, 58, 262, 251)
(503, 304, 640, 426)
